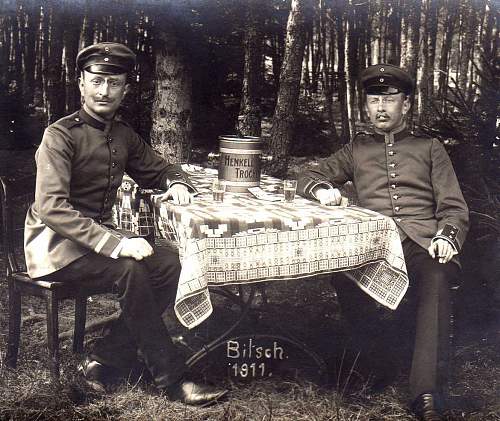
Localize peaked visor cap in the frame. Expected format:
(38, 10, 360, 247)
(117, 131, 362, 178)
(77, 42, 136, 75)
(360, 63, 414, 95)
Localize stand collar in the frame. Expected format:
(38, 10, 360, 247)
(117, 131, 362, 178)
(79, 106, 113, 133)
(373, 123, 408, 144)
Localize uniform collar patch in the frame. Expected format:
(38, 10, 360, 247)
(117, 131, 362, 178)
(373, 124, 408, 143)
(79, 108, 106, 131)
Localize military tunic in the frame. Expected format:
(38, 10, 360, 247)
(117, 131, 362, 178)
(25, 108, 195, 278)
(297, 125, 469, 254)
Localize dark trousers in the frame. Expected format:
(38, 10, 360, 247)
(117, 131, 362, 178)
(38, 245, 186, 389)
(334, 239, 459, 401)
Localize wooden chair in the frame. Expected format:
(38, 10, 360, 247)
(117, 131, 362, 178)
(1, 175, 112, 380)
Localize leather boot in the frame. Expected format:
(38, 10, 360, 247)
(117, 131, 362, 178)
(78, 357, 120, 394)
(411, 393, 443, 421)
(164, 379, 228, 407)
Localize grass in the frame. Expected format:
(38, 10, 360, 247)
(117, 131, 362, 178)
(0, 272, 499, 421)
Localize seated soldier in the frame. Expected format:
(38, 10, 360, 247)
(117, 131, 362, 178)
(297, 64, 469, 421)
(24, 42, 227, 406)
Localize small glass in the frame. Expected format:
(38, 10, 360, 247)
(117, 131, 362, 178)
(212, 179, 226, 202)
(283, 179, 297, 203)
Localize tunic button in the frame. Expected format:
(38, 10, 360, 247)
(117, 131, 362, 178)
(394, 206, 400, 212)
(389, 163, 396, 168)
(387, 143, 393, 147)
(396, 218, 402, 222)
(108, 137, 113, 143)
(112, 162, 116, 168)
(111, 175, 115, 180)
(390, 173, 397, 178)
(112, 149, 117, 154)
(388, 151, 394, 156)
(393, 194, 400, 200)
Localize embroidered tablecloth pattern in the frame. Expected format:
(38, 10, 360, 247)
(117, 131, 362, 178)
(150, 165, 408, 329)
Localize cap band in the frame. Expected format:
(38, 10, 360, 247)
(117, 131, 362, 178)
(366, 86, 402, 95)
(84, 64, 126, 75)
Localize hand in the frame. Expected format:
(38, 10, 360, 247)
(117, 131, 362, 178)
(160, 183, 192, 205)
(428, 238, 456, 264)
(119, 237, 154, 261)
(315, 187, 342, 206)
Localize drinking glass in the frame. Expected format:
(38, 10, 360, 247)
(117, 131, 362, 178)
(283, 179, 297, 203)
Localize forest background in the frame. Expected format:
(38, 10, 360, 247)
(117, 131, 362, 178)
(0, 0, 499, 420)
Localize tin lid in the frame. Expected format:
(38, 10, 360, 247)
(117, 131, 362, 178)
(219, 134, 261, 142)
(219, 134, 262, 149)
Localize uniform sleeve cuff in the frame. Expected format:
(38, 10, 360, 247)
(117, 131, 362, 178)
(94, 231, 123, 256)
(431, 224, 460, 252)
(310, 182, 336, 200)
(168, 181, 199, 196)
(110, 238, 127, 259)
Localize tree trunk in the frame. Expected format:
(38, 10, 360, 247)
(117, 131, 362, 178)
(476, 0, 497, 150)
(150, 24, 192, 163)
(371, 0, 383, 63)
(458, 0, 477, 103)
(426, 0, 439, 99)
(401, 0, 422, 126)
(346, 1, 359, 138)
(0, 2, 14, 86)
(238, 0, 264, 137)
(437, 0, 458, 108)
(324, 1, 340, 146)
(419, 0, 435, 122)
(80, 0, 96, 49)
(335, 0, 350, 143)
(11, 3, 23, 93)
(302, 31, 311, 96)
(310, 18, 320, 94)
(41, 2, 65, 124)
(268, 0, 311, 177)
(386, 0, 402, 65)
(365, 1, 373, 66)
(22, 3, 39, 107)
(270, 28, 285, 98)
(381, 0, 388, 62)
(126, 9, 139, 49)
(63, 1, 82, 113)
(356, 1, 369, 123)
(478, 0, 495, 94)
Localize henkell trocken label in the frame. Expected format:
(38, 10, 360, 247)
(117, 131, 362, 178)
(226, 337, 287, 378)
(221, 154, 260, 180)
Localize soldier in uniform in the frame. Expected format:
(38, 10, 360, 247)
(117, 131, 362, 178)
(297, 64, 469, 420)
(25, 42, 227, 406)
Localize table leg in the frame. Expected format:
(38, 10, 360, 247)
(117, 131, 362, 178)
(186, 286, 257, 368)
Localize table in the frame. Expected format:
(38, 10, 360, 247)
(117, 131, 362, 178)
(146, 165, 409, 330)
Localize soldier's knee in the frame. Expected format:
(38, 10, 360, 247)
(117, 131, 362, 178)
(114, 258, 150, 286)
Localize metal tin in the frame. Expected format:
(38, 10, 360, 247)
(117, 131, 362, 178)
(218, 135, 262, 192)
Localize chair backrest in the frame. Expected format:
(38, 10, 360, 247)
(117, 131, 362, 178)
(0, 175, 36, 276)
